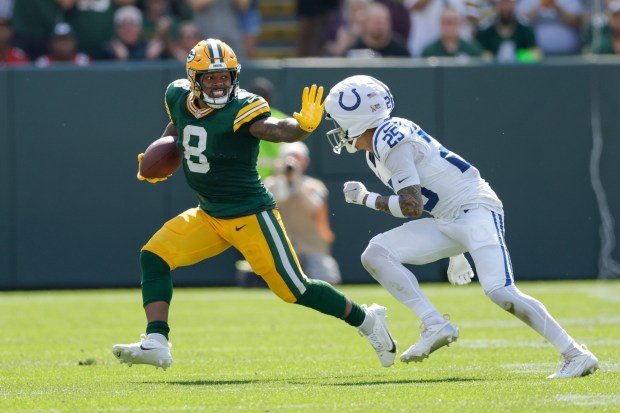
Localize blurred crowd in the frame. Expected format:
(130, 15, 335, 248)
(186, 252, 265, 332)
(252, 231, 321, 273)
(0, 0, 618, 67)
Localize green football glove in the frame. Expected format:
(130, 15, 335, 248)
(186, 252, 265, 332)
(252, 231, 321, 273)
(293, 84, 325, 133)
(136, 153, 169, 183)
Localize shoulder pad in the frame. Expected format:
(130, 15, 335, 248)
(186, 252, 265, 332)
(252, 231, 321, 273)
(233, 93, 270, 132)
(167, 78, 191, 93)
(372, 118, 414, 161)
(165, 79, 190, 103)
(164, 79, 191, 124)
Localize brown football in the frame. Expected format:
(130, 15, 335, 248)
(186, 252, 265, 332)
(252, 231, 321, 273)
(139, 136, 182, 179)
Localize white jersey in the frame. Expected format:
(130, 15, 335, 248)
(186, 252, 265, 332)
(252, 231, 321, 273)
(366, 117, 503, 219)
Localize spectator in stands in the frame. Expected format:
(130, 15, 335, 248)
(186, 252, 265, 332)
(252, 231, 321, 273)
(35, 22, 90, 67)
(297, 0, 339, 56)
(465, 0, 495, 29)
(165, 0, 193, 20)
(170, 20, 202, 62)
(142, 0, 178, 60)
(584, 0, 620, 54)
(265, 142, 343, 285)
(0, 17, 29, 65)
(10, 0, 71, 60)
(237, 0, 261, 59)
(404, 0, 470, 57)
(476, 0, 540, 62)
(186, 0, 247, 60)
(422, 7, 483, 57)
(325, 0, 371, 57)
(377, 0, 411, 43)
(347, 2, 411, 57)
(104, 5, 165, 60)
(517, 0, 584, 55)
(65, 0, 137, 60)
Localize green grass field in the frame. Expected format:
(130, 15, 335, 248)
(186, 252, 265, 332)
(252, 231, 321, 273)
(1, 280, 619, 412)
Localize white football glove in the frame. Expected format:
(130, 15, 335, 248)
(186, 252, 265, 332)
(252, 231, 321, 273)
(447, 254, 475, 286)
(343, 181, 369, 205)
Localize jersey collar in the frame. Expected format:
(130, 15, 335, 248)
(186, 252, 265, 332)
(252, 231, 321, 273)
(186, 95, 215, 119)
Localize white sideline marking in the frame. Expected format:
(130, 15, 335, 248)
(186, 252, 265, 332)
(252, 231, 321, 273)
(460, 339, 549, 348)
(557, 395, 620, 406)
(501, 362, 557, 373)
(460, 338, 620, 349)
(502, 361, 620, 374)
(587, 288, 620, 303)
(459, 314, 620, 329)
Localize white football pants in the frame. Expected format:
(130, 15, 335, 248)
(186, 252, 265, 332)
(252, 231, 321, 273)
(361, 204, 579, 355)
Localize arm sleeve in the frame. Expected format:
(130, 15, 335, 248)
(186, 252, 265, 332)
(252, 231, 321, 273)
(383, 142, 421, 193)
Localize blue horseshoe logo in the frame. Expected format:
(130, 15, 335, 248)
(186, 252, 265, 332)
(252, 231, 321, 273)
(338, 88, 361, 111)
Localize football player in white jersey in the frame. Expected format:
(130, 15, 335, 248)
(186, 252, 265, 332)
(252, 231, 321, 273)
(323, 75, 599, 379)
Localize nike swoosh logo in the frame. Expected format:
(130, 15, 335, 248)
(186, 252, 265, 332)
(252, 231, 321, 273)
(235, 224, 247, 231)
(397, 177, 409, 184)
(388, 335, 397, 353)
(140, 344, 157, 351)
(464, 209, 469, 213)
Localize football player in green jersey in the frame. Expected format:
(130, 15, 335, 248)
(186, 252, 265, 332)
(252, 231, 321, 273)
(112, 38, 397, 370)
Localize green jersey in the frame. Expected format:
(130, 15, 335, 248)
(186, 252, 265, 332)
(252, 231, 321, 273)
(165, 79, 276, 218)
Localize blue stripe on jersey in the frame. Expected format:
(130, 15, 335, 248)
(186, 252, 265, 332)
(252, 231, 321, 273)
(492, 211, 513, 286)
(421, 187, 439, 212)
(372, 118, 393, 160)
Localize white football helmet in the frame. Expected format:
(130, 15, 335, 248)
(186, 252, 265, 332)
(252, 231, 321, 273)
(324, 75, 395, 154)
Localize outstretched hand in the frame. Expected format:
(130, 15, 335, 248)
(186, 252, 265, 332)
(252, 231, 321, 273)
(136, 153, 169, 183)
(293, 84, 325, 133)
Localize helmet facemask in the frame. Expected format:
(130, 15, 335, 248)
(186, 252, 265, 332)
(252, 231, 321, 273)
(190, 68, 239, 109)
(326, 115, 360, 154)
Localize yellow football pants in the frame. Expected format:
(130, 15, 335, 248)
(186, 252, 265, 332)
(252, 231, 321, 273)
(142, 207, 309, 302)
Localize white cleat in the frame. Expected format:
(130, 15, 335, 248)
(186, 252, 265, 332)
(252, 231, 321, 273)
(400, 317, 459, 363)
(112, 334, 173, 370)
(547, 344, 599, 379)
(447, 254, 475, 286)
(359, 304, 397, 367)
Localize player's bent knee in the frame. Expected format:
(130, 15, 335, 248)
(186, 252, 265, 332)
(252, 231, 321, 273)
(140, 250, 173, 306)
(487, 285, 520, 312)
(140, 250, 170, 276)
(361, 242, 391, 279)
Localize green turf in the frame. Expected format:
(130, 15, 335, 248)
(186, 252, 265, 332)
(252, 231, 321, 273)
(1, 280, 619, 412)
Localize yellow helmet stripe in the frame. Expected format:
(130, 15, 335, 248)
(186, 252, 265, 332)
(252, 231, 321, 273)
(233, 103, 269, 131)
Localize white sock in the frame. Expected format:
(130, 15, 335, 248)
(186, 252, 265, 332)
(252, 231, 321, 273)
(147, 333, 168, 345)
(359, 308, 375, 335)
(422, 314, 447, 327)
(562, 343, 584, 359)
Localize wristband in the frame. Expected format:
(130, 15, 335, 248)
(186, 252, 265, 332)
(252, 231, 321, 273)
(388, 195, 406, 218)
(365, 193, 379, 210)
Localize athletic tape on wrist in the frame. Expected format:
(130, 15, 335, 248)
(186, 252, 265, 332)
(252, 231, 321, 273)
(388, 195, 406, 218)
(365, 193, 379, 210)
